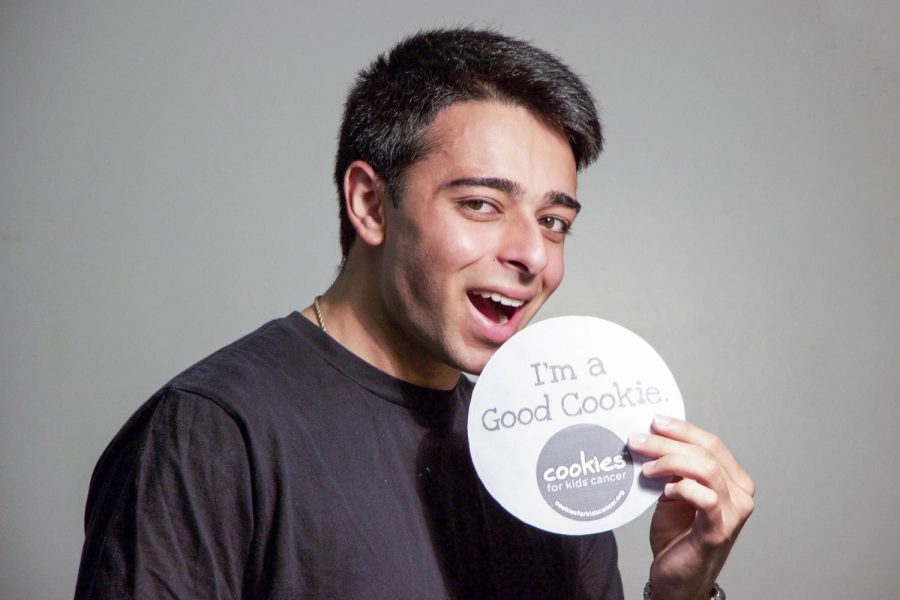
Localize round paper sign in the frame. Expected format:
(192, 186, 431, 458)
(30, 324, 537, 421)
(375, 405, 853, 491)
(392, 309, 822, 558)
(468, 316, 685, 535)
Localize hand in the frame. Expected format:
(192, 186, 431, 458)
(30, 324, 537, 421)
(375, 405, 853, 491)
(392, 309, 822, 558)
(628, 415, 755, 600)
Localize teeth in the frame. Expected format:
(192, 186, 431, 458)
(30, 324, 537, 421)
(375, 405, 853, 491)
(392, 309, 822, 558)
(498, 313, 509, 325)
(475, 291, 524, 307)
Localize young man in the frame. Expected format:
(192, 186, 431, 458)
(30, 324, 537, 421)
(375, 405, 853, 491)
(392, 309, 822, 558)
(76, 29, 753, 599)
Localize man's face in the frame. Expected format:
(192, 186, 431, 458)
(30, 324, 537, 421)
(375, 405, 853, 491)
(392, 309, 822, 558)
(378, 100, 579, 377)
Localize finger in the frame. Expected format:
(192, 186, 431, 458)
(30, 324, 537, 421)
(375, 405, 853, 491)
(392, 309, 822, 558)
(629, 425, 755, 505)
(664, 477, 754, 548)
(662, 479, 728, 545)
(650, 416, 756, 497)
(628, 431, 708, 462)
(664, 478, 720, 514)
(642, 454, 728, 496)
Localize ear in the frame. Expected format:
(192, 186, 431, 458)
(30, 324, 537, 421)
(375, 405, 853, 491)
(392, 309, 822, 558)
(343, 160, 387, 247)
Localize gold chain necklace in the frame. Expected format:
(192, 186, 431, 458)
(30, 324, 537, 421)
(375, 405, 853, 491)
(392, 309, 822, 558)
(313, 296, 327, 332)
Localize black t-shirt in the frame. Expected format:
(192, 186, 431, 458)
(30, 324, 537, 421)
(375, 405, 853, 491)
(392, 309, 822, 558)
(76, 313, 624, 599)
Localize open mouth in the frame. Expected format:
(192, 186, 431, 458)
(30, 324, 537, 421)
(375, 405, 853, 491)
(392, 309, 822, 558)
(467, 291, 526, 325)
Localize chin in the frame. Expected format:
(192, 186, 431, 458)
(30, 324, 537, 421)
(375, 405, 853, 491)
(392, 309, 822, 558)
(446, 346, 494, 377)
(460, 364, 486, 377)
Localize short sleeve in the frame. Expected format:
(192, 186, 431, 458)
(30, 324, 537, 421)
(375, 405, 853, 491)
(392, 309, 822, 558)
(75, 389, 254, 599)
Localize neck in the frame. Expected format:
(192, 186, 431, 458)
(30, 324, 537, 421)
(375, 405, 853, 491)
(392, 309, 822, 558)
(301, 252, 460, 390)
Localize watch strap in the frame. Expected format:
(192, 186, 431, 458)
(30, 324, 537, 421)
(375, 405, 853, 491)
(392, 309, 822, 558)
(643, 581, 725, 599)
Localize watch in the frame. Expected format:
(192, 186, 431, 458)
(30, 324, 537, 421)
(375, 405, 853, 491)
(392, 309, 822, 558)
(643, 581, 725, 599)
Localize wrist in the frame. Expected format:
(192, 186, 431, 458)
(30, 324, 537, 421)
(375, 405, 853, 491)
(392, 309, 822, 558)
(643, 581, 725, 600)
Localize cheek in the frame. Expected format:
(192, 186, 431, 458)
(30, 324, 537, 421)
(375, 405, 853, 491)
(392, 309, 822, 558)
(387, 222, 483, 302)
(443, 228, 483, 265)
(415, 223, 484, 271)
(543, 247, 566, 292)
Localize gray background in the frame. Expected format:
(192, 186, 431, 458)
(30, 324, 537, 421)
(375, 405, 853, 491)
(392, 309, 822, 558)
(2, 1, 898, 598)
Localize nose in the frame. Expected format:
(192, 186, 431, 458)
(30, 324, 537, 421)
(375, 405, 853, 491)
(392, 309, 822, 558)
(497, 211, 548, 276)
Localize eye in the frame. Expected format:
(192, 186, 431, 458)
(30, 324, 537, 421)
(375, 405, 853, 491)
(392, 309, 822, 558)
(458, 199, 499, 215)
(538, 215, 572, 235)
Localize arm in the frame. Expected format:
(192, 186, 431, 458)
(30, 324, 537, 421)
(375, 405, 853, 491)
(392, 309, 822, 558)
(75, 389, 254, 599)
(627, 415, 755, 600)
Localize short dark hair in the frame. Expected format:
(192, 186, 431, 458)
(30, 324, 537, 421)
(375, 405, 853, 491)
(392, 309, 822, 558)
(334, 27, 603, 259)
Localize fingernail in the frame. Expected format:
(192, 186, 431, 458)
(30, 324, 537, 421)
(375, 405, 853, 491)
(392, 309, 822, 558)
(654, 414, 674, 429)
(629, 432, 648, 445)
(664, 482, 675, 496)
(642, 459, 657, 472)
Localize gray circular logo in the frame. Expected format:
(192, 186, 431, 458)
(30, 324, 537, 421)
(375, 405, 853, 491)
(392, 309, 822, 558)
(536, 424, 634, 521)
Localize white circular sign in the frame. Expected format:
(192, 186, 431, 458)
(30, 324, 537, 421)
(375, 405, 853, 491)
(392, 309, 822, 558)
(468, 316, 685, 535)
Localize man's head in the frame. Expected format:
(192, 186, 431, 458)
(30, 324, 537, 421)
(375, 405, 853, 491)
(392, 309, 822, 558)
(335, 27, 603, 259)
(328, 28, 604, 384)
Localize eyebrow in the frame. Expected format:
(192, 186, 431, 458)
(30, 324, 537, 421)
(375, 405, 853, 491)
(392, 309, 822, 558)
(444, 176, 581, 213)
(547, 191, 581, 214)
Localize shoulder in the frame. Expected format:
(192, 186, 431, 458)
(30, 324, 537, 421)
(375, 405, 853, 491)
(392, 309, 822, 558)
(85, 314, 322, 514)
(86, 386, 249, 511)
(163, 312, 327, 417)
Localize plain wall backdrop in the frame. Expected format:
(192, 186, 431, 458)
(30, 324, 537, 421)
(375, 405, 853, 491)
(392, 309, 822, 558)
(2, 1, 898, 597)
